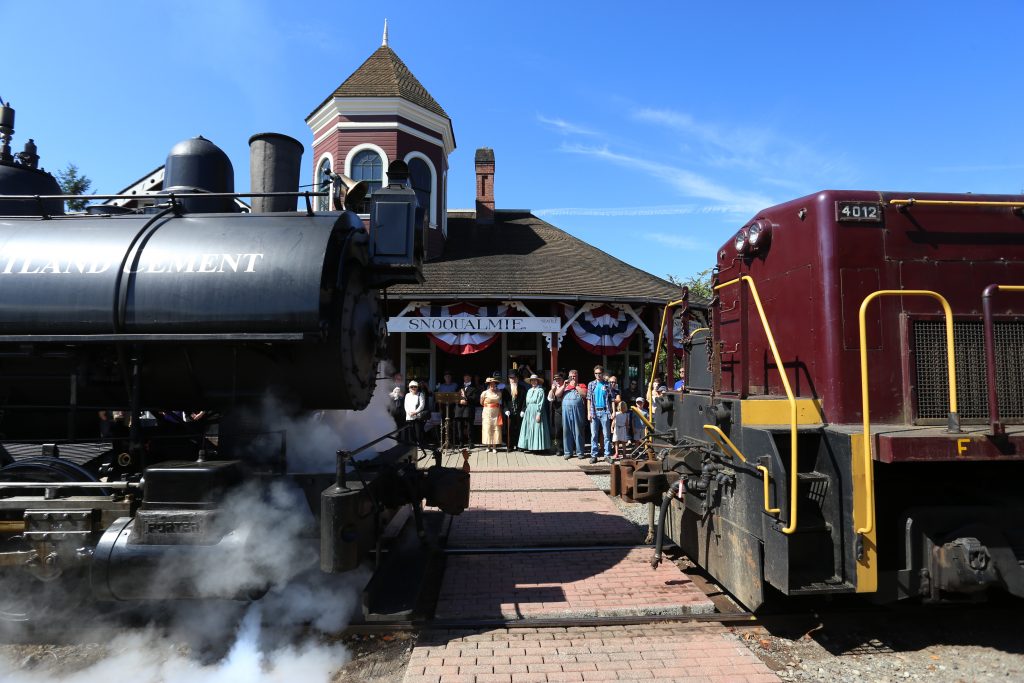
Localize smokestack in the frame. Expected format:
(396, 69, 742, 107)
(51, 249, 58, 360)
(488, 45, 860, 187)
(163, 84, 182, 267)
(249, 132, 304, 213)
(475, 147, 494, 225)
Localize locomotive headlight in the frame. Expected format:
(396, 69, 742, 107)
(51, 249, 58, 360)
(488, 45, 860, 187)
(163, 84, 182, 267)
(733, 229, 749, 253)
(747, 221, 772, 249)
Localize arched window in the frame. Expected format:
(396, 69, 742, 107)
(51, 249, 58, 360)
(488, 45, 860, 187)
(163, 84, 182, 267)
(409, 157, 432, 227)
(351, 150, 383, 212)
(317, 158, 332, 211)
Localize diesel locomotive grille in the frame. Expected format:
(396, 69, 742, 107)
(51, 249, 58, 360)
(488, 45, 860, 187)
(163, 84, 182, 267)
(914, 320, 1024, 421)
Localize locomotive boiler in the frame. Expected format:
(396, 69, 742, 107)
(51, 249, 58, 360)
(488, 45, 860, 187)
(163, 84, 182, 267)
(616, 190, 1024, 610)
(0, 103, 468, 617)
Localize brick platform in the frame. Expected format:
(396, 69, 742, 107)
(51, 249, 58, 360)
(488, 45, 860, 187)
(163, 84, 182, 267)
(436, 548, 714, 620)
(403, 623, 780, 683)
(447, 491, 644, 548)
(471, 471, 598, 491)
(433, 449, 577, 472)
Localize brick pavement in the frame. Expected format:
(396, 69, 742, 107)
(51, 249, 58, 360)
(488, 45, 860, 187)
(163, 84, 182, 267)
(470, 471, 597, 491)
(436, 548, 714, 620)
(447, 491, 644, 548)
(402, 623, 781, 683)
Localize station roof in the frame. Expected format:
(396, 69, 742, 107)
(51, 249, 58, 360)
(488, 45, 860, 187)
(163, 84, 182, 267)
(390, 210, 684, 305)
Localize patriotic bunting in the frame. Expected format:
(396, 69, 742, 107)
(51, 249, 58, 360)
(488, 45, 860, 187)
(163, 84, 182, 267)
(562, 304, 638, 355)
(416, 302, 510, 355)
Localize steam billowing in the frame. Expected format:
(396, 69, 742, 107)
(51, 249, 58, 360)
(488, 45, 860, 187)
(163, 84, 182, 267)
(0, 364, 401, 680)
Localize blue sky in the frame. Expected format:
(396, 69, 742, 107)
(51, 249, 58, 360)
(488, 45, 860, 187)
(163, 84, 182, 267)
(5, 1, 1023, 282)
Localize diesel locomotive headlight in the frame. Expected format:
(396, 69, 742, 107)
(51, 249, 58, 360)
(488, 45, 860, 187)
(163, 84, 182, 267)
(747, 221, 772, 250)
(733, 229, 749, 253)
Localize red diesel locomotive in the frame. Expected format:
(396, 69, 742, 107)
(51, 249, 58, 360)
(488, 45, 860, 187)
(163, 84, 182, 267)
(619, 190, 1024, 610)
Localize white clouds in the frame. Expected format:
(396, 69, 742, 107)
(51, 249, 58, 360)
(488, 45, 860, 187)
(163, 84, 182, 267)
(632, 106, 855, 189)
(561, 143, 772, 212)
(534, 204, 745, 217)
(643, 232, 707, 251)
(536, 115, 600, 136)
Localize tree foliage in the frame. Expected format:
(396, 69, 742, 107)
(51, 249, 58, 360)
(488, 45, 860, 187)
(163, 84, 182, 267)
(55, 163, 93, 212)
(667, 267, 714, 301)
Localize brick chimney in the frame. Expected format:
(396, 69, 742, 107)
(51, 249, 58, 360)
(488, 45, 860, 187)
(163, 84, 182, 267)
(475, 147, 495, 224)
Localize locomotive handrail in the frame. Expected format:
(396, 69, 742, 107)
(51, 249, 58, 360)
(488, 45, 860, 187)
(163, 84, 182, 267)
(889, 198, 1024, 209)
(647, 298, 686, 410)
(755, 465, 782, 515)
(982, 284, 1024, 436)
(714, 275, 799, 534)
(702, 424, 747, 462)
(857, 290, 958, 536)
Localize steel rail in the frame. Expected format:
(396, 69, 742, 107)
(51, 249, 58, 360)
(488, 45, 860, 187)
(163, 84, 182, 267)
(714, 275, 799, 534)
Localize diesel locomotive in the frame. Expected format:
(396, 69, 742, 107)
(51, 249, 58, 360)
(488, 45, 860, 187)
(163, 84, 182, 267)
(0, 102, 468, 617)
(616, 190, 1024, 610)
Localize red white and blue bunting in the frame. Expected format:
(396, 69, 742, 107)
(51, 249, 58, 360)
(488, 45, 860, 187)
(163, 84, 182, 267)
(562, 304, 639, 355)
(417, 302, 510, 355)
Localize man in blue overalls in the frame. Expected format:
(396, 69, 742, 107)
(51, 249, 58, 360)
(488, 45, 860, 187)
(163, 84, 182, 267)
(587, 365, 613, 463)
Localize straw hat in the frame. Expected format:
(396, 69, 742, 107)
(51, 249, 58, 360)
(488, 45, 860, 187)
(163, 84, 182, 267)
(527, 374, 542, 383)
(408, 380, 419, 388)
(484, 377, 499, 384)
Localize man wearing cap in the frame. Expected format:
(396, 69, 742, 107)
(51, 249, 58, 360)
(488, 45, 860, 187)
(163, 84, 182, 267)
(404, 380, 427, 445)
(587, 365, 614, 463)
(501, 370, 527, 450)
(557, 369, 587, 459)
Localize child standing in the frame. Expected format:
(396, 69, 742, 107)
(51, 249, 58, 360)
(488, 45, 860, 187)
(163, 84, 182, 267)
(612, 399, 630, 458)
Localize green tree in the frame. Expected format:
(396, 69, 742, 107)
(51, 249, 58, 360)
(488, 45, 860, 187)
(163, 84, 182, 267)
(55, 163, 93, 212)
(667, 267, 714, 301)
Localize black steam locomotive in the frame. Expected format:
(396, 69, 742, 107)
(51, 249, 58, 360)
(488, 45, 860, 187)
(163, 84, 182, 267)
(0, 103, 468, 617)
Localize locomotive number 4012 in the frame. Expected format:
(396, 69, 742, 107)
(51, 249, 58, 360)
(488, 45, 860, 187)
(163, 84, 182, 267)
(836, 201, 883, 223)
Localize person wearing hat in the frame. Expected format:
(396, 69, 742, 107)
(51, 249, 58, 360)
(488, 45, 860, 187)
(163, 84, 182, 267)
(453, 373, 479, 448)
(404, 380, 427, 444)
(501, 369, 527, 451)
(479, 377, 503, 452)
(631, 396, 650, 444)
(547, 372, 566, 456)
(517, 374, 550, 453)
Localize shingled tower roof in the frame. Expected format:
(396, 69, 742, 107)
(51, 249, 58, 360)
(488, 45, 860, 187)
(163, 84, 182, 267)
(309, 45, 449, 120)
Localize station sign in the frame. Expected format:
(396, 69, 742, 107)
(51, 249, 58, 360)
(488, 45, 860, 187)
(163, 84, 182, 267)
(387, 316, 561, 333)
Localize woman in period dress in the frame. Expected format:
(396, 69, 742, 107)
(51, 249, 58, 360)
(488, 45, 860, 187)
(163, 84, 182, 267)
(479, 377, 502, 453)
(517, 374, 550, 453)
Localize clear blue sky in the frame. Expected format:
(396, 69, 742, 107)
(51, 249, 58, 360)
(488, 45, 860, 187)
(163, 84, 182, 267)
(5, 1, 1023, 282)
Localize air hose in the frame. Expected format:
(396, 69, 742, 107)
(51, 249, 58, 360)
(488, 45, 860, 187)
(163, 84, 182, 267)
(651, 479, 684, 569)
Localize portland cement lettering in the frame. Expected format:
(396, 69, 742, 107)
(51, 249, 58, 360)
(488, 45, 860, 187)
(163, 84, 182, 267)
(0, 253, 264, 275)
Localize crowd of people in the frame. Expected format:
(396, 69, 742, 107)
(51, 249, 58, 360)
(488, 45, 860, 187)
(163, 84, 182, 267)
(387, 365, 670, 463)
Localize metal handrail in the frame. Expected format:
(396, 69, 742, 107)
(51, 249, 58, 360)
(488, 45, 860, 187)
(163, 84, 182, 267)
(647, 298, 685, 410)
(755, 465, 782, 515)
(857, 290, 958, 536)
(889, 198, 1024, 209)
(714, 275, 799, 534)
(702, 424, 746, 462)
(981, 284, 1024, 436)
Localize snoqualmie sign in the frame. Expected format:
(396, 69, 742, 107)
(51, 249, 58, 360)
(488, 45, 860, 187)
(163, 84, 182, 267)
(387, 316, 560, 333)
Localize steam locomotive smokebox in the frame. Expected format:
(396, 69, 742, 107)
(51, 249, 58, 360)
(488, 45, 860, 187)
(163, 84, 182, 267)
(142, 460, 245, 509)
(162, 136, 236, 213)
(249, 132, 303, 213)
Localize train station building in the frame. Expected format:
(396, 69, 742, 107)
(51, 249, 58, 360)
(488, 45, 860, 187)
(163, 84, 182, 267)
(307, 35, 681, 389)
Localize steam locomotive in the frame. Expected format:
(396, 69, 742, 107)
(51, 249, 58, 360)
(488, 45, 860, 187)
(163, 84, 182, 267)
(0, 102, 468, 617)
(616, 190, 1024, 610)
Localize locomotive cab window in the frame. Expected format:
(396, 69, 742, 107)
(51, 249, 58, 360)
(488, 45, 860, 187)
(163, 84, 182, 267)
(317, 158, 332, 211)
(351, 150, 383, 212)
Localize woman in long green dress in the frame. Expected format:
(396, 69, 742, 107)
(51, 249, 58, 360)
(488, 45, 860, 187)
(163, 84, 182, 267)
(517, 374, 550, 453)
